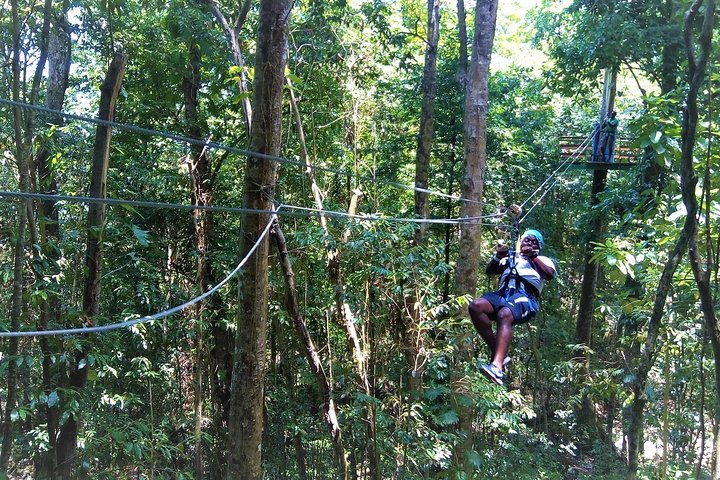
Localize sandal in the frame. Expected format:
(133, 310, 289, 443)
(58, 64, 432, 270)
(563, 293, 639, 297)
(479, 363, 505, 386)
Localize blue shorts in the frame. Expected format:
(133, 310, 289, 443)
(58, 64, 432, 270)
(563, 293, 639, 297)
(481, 290, 539, 326)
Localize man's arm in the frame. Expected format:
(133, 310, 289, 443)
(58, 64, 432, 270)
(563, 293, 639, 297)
(521, 244, 556, 280)
(531, 256, 555, 280)
(485, 244, 508, 275)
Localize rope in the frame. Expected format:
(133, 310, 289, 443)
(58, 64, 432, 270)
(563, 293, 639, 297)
(0, 98, 484, 207)
(0, 208, 279, 337)
(0, 190, 502, 225)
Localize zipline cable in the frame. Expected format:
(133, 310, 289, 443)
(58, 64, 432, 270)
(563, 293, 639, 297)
(0, 98, 485, 207)
(0, 208, 280, 337)
(519, 134, 596, 224)
(0, 190, 503, 225)
(1, 98, 585, 225)
(518, 125, 599, 213)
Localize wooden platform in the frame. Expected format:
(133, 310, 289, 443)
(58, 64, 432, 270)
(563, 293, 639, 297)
(560, 135, 638, 171)
(565, 161, 637, 171)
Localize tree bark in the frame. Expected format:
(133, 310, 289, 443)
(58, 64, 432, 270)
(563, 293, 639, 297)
(272, 221, 349, 479)
(453, 0, 497, 299)
(575, 67, 615, 438)
(451, 0, 498, 476)
(0, 0, 36, 469)
(677, 2, 717, 478)
(628, 2, 715, 477)
(202, 0, 253, 138)
(413, 0, 440, 244)
(287, 74, 379, 480)
(34, 7, 71, 476)
(455, 0, 468, 89)
(225, 0, 292, 477)
(55, 52, 127, 479)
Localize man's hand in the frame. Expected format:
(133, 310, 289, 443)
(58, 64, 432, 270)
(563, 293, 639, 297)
(495, 243, 509, 258)
(521, 245, 539, 259)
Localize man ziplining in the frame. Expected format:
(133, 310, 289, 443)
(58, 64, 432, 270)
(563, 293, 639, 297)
(469, 229, 556, 386)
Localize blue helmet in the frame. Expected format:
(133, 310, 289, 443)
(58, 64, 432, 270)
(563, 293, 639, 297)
(521, 229, 544, 249)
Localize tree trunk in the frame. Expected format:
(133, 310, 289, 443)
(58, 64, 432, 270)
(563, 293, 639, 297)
(272, 221, 349, 479)
(34, 8, 71, 477)
(413, 0, 440, 244)
(628, 2, 715, 477)
(0, 0, 35, 468)
(628, 6, 720, 472)
(202, 0, 253, 138)
(454, 0, 498, 297)
(225, 0, 292, 477)
(181, 40, 231, 478)
(287, 74, 379, 480)
(455, 0, 468, 89)
(55, 52, 127, 478)
(451, 0, 498, 476)
(677, 2, 717, 478)
(575, 67, 615, 438)
(660, 0, 681, 95)
(400, 0, 441, 397)
(442, 120, 459, 303)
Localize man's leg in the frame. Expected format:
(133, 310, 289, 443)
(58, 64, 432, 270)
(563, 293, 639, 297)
(598, 135, 608, 161)
(468, 298, 496, 358)
(490, 307, 514, 370)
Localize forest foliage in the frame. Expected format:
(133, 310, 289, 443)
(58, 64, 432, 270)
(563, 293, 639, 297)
(0, 0, 718, 478)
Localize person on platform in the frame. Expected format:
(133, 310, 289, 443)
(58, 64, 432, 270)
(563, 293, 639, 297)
(597, 110, 619, 162)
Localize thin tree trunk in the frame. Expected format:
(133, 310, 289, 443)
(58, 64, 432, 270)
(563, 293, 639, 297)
(55, 52, 127, 478)
(575, 68, 615, 438)
(34, 7, 71, 476)
(628, 4, 714, 477)
(413, 0, 440, 244)
(272, 221, 349, 479)
(225, 1, 292, 477)
(660, 342, 670, 479)
(202, 0, 253, 138)
(0, 160, 28, 472)
(181, 40, 226, 478)
(451, 1, 498, 476)
(678, 2, 717, 479)
(695, 330, 708, 479)
(453, 0, 498, 296)
(400, 0, 441, 398)
(292, 433, 308, 480)
(287, 74, 379, 480)
(0, 0, 32, 469)
(455, 0, 468, 89)
(442, 120, 458, 304)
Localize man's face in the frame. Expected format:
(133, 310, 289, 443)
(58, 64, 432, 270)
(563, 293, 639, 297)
(522, 236, 539, 249)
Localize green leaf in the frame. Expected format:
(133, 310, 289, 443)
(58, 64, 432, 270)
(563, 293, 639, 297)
(438, 410, 459, 425)
(466, 449, 482, 468)
(118, 203, 140, 216)
(47, 391, 60, 407)
(131, 225, 150, 247)
(425, 387, 444, 401)
(644, 385, 658, 402)
(286, 72, 303, 86)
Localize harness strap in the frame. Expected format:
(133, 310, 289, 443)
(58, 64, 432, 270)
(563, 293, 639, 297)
(500, 263, 540, 300)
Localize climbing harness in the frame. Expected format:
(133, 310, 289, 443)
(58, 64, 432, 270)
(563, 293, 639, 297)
(500, 204, 522, 301)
